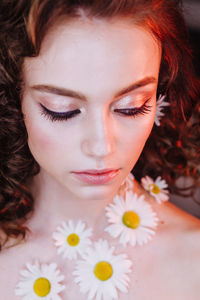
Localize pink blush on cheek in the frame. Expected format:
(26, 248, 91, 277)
(27, 126, 61, 159)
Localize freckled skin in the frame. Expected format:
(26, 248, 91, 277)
(22, 18, 161, 202)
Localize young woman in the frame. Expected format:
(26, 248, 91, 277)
(0, 0, 200, 299)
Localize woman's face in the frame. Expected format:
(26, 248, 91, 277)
(22, 18, 161, 201)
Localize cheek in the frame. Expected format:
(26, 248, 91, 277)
(121, 112, 155, 162)
(29, 128, 60, 164)
(124, 127, 149, 154)
(23, 110, 66, 166)
(29, 129, 56, 151)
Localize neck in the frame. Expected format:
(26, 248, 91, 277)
(26, 170, 119, 233)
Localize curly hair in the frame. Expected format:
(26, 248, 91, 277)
(0, 0, 199, 249)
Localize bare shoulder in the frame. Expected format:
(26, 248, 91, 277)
(0, 247, 16, 299)
(133, 179, 200, 297)
(133, 178, 200, 230)
(158, 207, 200, 299)
(0, 236, 31, 299)
(0, 237, 25, 273)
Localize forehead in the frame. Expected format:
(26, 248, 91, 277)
(23, 18, 161, 97)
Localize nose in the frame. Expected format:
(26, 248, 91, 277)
(81, 110, 116, 159)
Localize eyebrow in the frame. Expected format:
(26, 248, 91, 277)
(30, 76, 157, 101)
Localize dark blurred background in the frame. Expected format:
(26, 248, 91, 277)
(169, 0, 200, 218)
(183, 0, 200, 77)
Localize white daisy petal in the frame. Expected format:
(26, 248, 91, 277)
(155, 94, 170, 126)
(15, 261, 65, 299)
(73, 239, 132, 300)
(76, 220, 85, 232)
(20, 269, 32, 278)
(141, 175, 169, 204)
(52, 220, 92, 260)
(119, 173, 135, 193)
(106, 283, 118, 299)
(105, 191, 159, 247)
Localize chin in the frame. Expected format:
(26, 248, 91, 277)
(73, 184, 120, 201)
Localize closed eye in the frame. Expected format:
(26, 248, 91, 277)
(114, 100, 152, 118)
(115, 105, 152, 117)
(39, 98, 152, 122)
(39, 103, 81, 122)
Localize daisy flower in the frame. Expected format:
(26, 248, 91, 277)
(73, 239, 132, 300)
(104, 191, 158, 247)
(52, 220, 92, 260)
(15, 260, 65, 299)
(155, 94, 170, 126)
(141, 175, 169, 204)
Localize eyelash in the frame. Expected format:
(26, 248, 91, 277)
(39, 99, 152, 122)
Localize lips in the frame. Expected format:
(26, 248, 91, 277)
(73, 169, 119, 175)
(71, 169, 120, 184)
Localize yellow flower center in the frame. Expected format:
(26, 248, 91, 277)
(122, 211, 140, 229)
(149, 184, 160, 194)
(67, 233, 80, 246)
(33, 277, 51, 297)
(94, 261, 113, 281)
